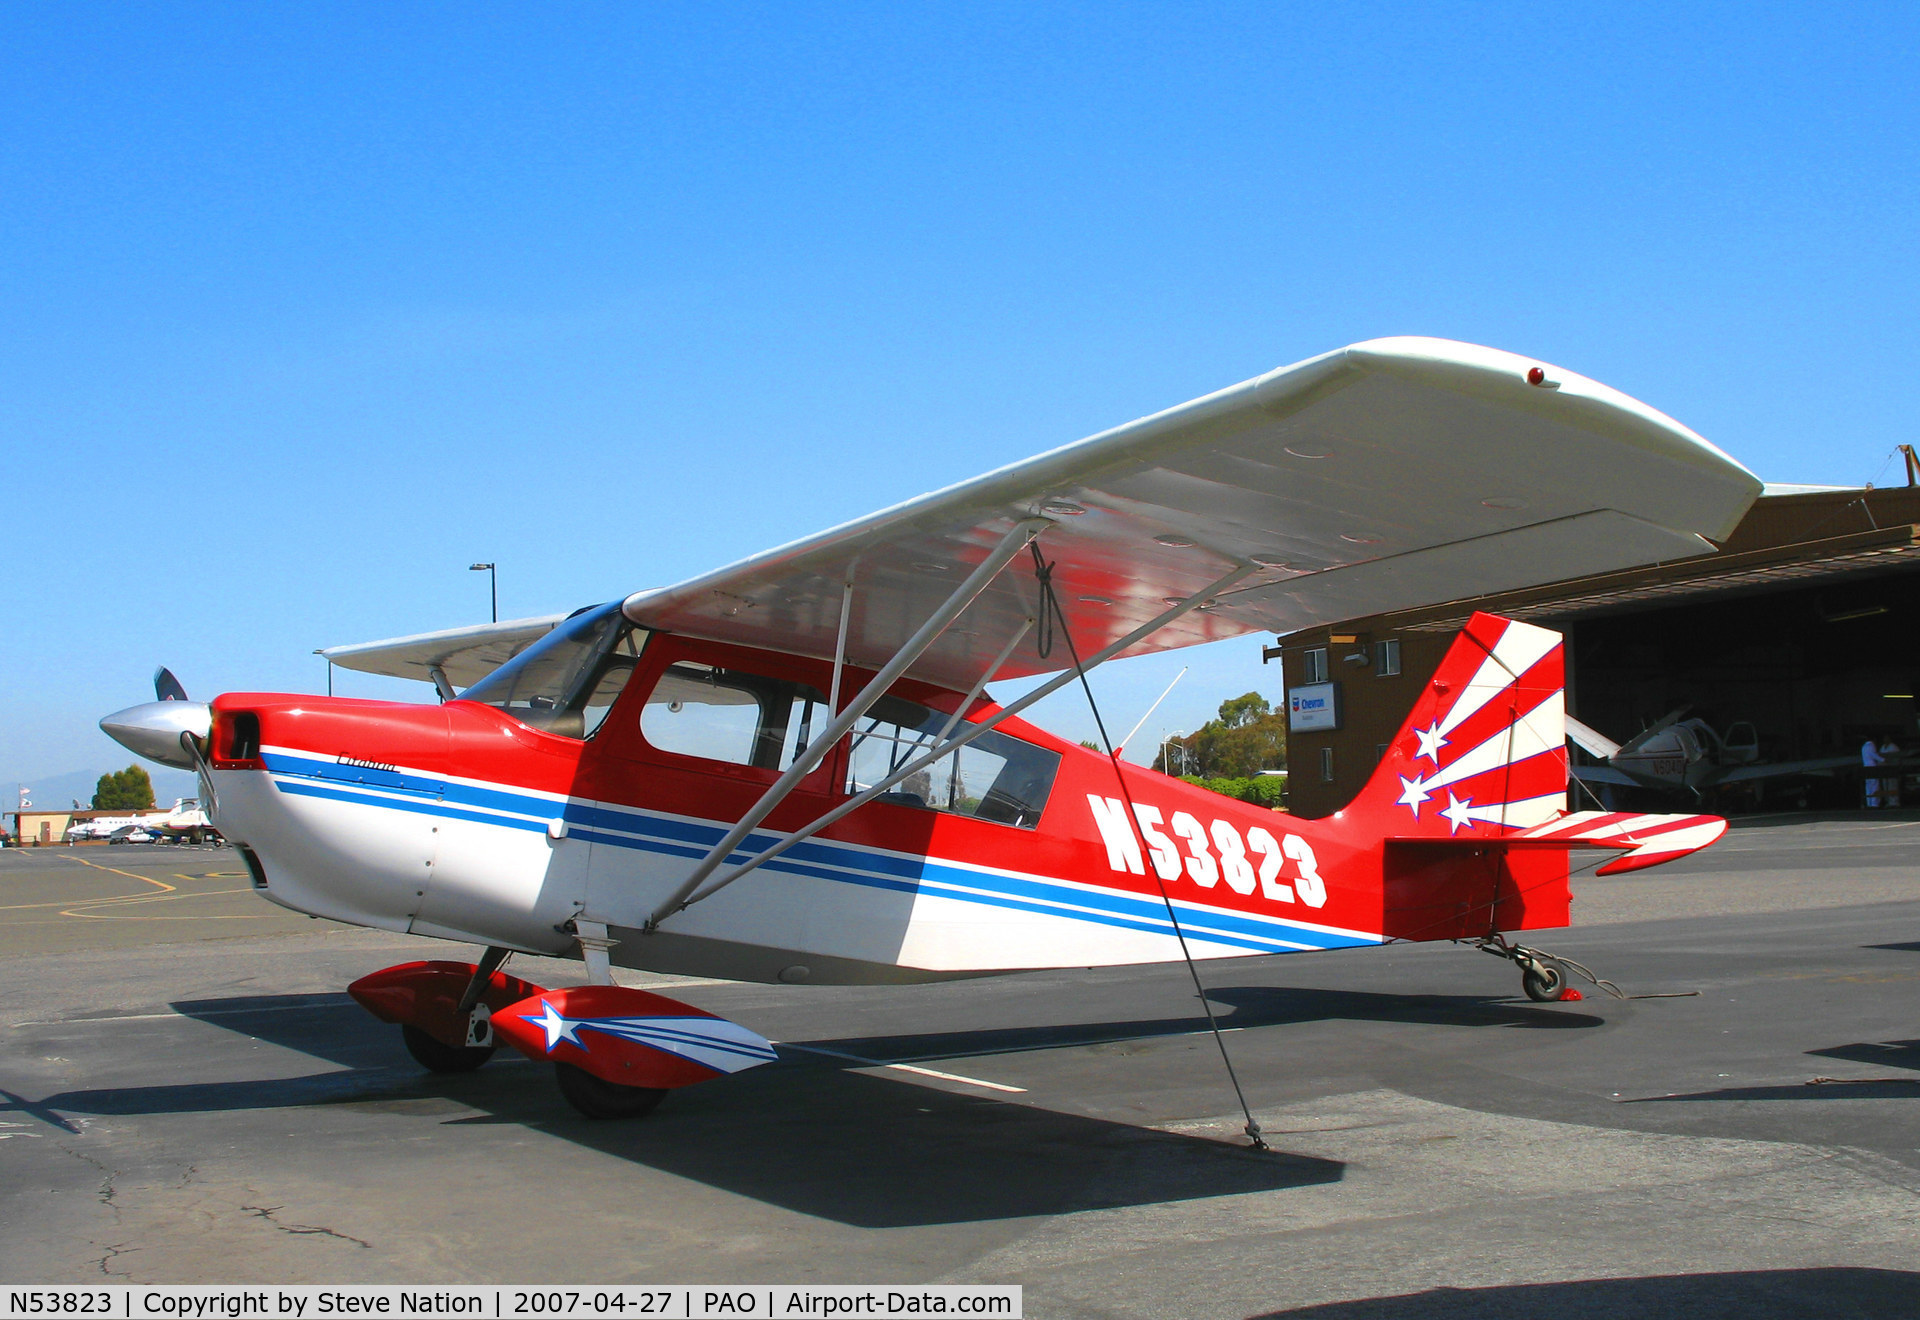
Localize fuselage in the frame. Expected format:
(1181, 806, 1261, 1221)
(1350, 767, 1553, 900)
(205, 622, 1531, 985)
(1611, 718, 1761, 792)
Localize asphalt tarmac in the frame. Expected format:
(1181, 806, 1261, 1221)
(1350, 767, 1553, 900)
(2, 818, 1918, 1317)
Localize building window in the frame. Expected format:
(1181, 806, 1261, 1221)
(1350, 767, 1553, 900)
(1375, 639, 1401, 677)
(1375, 743, 1389, 767)
(1319, 747, 1335, 783)
(1301, 648, 1330, 684)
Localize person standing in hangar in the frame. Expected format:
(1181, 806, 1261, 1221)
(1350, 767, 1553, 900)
(1862, 737, 1886, 808)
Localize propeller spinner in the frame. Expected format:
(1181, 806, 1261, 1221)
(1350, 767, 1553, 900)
(99, 669, 212, 770)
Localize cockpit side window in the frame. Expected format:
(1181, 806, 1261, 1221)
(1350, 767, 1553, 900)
(639, 662, 828, 772)
(847, 695, 1060, 829)
(459, 603, 647, 739)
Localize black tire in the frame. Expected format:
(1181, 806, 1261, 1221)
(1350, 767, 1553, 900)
(554, 1063, 668, 1119)
(401, 1023, 495, 1073)
(1521, 960, 1568, 1002)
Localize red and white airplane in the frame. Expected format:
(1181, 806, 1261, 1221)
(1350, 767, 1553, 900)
(102, 338, 1761, 1121)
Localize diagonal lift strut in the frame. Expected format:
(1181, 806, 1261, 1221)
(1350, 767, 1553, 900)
(643, 516, 1053, 931)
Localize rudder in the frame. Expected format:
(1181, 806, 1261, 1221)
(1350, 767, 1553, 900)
(1353, 612, 1568, 837)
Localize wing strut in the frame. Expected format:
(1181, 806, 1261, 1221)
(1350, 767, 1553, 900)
(646, 560, 1258, 926)
(826, 577, 854, 716)
(643, 517, 1052, 932)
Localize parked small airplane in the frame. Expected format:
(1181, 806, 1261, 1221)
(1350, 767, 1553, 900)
(1566, 709, 1858, 800)
(65, 811, 161, 841)
(65, 797, 214, 843)
(101, 338, 1762, 1123)
(144, 798, 222, 845)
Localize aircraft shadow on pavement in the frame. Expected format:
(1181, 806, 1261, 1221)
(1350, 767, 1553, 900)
(22, 992, 1343, 1227)
(1249, 1267, 1920, 1319)
(462, 1064, 1342, 1227)
(1622, 1038, 1920, 1103)
(794, 984, 1601, 1068)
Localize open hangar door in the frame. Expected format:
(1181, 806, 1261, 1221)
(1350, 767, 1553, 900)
(1567, 565, 1920, 812)
(1273, 485, 1920, 819)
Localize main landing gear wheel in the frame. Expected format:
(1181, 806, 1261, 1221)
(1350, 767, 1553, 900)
(554, 1062, 667, 1119)
(1521, 959, 1569, 1003)
(401, 1023, 496, 1073)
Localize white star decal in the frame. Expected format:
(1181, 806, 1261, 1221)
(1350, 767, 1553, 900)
(521, 1001, 588, 1053)
(1414, 723, 1449, 766)
(1396, 775, 1432, 816)
(1440, 793, 1478, 835)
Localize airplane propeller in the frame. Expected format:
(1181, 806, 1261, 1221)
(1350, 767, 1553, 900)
(155, 667, 190, 703)
(99, 670, 213, 772)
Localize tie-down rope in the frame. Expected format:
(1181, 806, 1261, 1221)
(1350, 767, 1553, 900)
(1028, 544, 1270, 1151)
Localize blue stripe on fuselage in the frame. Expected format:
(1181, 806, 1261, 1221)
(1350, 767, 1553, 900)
(258, 752, 1374, 955)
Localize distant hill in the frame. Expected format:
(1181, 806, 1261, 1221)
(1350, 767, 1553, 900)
(12, 767, 201, 811)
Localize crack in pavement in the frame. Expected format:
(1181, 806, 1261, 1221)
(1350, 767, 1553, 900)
(241, 1204, 371, 1249)
(57, 1143, 119, 1209)
(93, 1241, 141, 1280)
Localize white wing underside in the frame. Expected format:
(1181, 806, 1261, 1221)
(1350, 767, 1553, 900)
(326, 338, 1761, 692)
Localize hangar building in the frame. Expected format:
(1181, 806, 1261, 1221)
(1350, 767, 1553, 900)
(1271, 482, 1920, 818)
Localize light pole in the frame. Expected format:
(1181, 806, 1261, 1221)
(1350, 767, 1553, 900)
(470, 563, 497, 623)
(1161, 732, 1188, 776)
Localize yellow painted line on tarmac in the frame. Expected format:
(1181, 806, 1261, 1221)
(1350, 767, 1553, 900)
(0, 857, 188, 911)
(62, 854, 178, 893)
(61, 889, 266, 920)
(14, 858, 271, 922)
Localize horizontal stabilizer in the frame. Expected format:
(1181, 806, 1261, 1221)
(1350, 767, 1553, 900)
(1510, 810, 1728, 875)
(1389, 810, 1726, 876)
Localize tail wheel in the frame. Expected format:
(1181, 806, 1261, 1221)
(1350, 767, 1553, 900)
(554, 1062, 667, 1119)
(401, 1023, 496, 1073)
(1521, 960, 1568, 1002)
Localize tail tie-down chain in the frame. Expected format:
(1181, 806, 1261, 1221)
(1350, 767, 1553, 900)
(1466, 934, 1699, 1001)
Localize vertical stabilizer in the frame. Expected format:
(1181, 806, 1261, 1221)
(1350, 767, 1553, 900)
(1354, 612, 1568, 836)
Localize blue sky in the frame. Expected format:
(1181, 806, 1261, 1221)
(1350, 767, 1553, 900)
(5, 2, 1917, 797)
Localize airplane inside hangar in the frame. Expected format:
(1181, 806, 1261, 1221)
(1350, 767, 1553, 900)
(1275, 477, 1920, 817)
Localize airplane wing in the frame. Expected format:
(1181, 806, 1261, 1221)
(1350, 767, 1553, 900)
(1715, 755, 1860, 785)
(1569, 765, 1640, 788)
(619, 338, 1760, 690)
(321, 614, 568, 689)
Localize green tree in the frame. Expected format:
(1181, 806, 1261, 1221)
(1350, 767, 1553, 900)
(1155, 691, 1288, 780)
(1178, 773, 1289, 809)
(93, 765, 155, 811)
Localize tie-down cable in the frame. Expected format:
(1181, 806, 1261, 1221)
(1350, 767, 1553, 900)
(1028, 544, 1270, 1151)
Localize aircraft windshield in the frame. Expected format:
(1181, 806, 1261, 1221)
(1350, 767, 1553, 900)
(460, 602, 646, 738)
